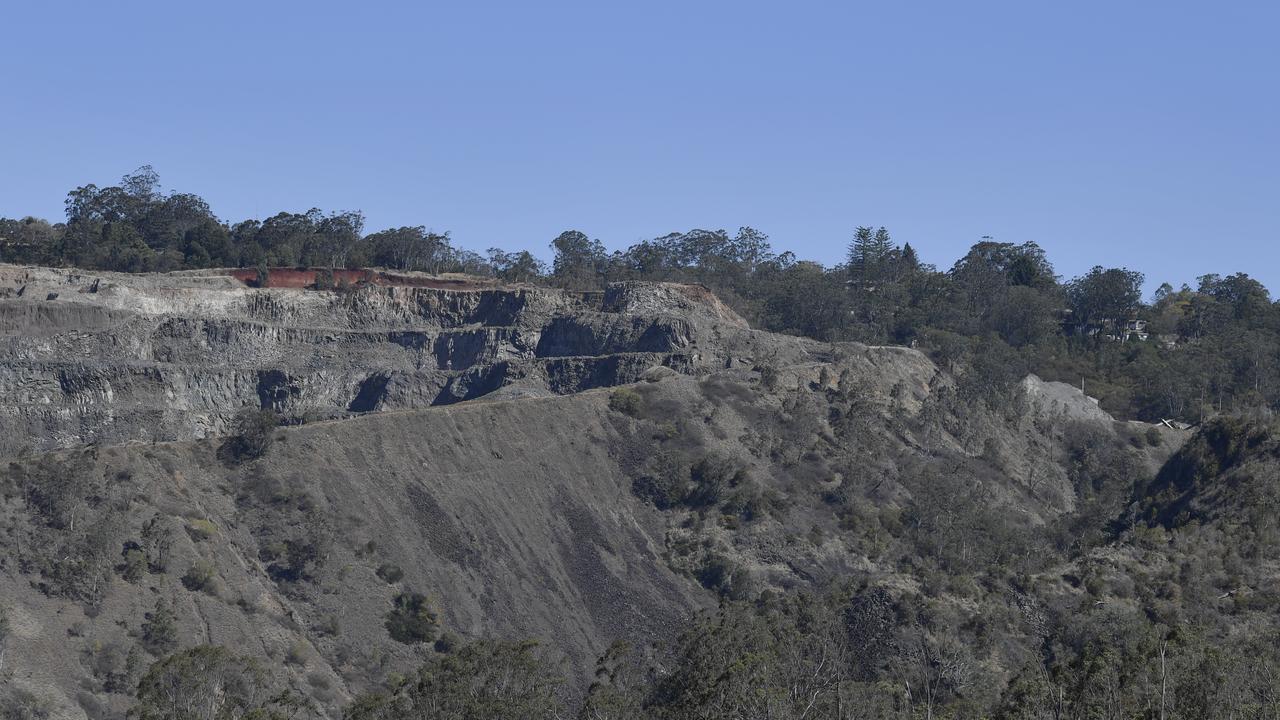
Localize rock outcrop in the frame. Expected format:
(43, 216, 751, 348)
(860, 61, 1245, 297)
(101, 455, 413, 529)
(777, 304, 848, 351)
(0, 266, 821, 454)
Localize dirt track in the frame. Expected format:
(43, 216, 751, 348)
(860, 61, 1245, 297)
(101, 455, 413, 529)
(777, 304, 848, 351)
(226, 267, 505, 290)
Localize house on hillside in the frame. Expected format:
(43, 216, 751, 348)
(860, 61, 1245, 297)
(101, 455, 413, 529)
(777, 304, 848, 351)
(1070, 315, 1150, 342)
(1120, 318, 1149, 342)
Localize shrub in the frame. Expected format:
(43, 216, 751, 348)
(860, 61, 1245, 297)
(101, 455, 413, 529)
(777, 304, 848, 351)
(696, 554, 751, 599)
(685, 455, 744, 509)
(385, 591, 438, 644)
(316, 614, 340, 637)
(757, 363, 780, 391)
(434, 631, 461, 654)
(120, 546, 147, 583)
(142, 599, 178, 654)
(654, 421, 679, 440)
(141, 514, 174, 573)
(219, 407, 280, 464)
(630, 452, 687, 510)
(86, 641, 141, 694)
(182, 560, 218, 594)
(609, 387, 644, 416)
(265, 527, 332, 584)
(376, 563, 404, 584)
(186, 518, 218, 541)
(285, 640, 309, 666)
(722, 484, 779, 521)
(1145, 426, 1163, 447)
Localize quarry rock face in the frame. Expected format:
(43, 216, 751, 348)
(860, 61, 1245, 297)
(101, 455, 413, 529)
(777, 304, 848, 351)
(0, 265, 818, 454)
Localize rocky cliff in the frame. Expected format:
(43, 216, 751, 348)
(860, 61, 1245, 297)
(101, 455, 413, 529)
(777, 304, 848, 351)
(0, 265, 823, 454)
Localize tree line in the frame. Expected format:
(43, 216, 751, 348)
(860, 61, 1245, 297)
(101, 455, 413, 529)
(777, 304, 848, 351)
(3, 166, 1277, 422)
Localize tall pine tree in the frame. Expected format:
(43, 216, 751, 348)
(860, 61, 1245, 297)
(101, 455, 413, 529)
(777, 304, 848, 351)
(847, 226, 895, 287)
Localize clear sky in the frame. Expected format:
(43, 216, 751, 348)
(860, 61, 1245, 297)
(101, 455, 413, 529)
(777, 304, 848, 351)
(2, 1, 1276, 295)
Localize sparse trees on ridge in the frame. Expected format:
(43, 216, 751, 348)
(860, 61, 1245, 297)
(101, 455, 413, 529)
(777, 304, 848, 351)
(6, 167, 1280, 423)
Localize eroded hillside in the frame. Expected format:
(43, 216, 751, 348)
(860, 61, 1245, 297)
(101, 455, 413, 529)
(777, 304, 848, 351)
(0, 266, 1195, 719)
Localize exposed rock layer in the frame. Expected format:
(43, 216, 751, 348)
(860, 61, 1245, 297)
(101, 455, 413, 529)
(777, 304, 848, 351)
(0, 265, 819, 453)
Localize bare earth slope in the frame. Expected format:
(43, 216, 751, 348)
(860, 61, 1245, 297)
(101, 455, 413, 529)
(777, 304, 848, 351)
(2, 387, 708, 717)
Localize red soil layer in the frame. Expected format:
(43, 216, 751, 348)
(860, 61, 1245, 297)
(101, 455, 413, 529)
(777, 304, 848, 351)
(227, 268, 500, 291)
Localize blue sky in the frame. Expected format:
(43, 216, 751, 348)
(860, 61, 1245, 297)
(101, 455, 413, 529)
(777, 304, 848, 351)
(2, 1, 1276, 295)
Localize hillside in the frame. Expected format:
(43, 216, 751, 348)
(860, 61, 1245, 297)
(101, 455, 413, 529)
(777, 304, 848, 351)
(8, 265, 1266, 720)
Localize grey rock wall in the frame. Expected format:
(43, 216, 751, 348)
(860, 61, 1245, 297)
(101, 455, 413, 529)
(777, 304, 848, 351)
(0, 265, 818, 454)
